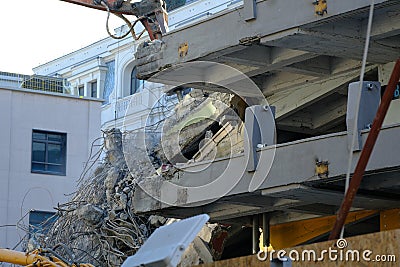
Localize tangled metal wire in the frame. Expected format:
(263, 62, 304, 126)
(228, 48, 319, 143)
(33, 129, 156, 266)
(26, 91, 233, 266)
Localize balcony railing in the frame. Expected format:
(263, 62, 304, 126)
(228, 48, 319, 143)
(0, 71, 71, 94)
(115, 93, 144, 119)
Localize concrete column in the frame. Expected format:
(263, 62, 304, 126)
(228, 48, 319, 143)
(252, 215, 259, 254)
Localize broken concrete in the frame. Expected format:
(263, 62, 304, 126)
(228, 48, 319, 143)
(156, 91, 240, 165)
(40, 127, 235, 266)
(76, 204, 104, 226)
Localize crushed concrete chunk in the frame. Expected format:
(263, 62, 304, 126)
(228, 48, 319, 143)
(76, 204, 104, 225)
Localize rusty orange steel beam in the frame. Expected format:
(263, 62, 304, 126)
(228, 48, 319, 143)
(329, 59, 400, 240)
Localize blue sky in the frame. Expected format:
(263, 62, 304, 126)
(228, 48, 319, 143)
(1, 0, 122, 74)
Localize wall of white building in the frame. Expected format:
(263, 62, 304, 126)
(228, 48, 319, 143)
(0, 86, 102, 249)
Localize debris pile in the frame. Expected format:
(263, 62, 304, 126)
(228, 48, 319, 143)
(42, 129, 151, 266)
(38, 91, 244, 266)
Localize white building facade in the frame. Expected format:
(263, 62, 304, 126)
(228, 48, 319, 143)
(33, 0, 242, 131)
(0, 84, 102, 250)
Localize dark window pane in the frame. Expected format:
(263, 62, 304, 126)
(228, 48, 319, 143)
(48, 134, 62, 142)
(33, 132, 46, 140)
(91, 81, 97, 97)
(32, 142, 46, 162)
(131, 67, 144, 95)
(48, 144, 62, 164)
(78, 86, 84, 96)
(31, 130, 66, 176)
(47, 164, 63, 173)
(32, 163, 45, 172)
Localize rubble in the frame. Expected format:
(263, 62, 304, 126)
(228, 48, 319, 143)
(42, 93, 241, 267)
(76, 204, 104, 225)
(40, 129, 151, 266)
(156, 91, 239, 165)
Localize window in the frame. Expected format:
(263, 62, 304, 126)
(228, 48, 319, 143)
(130, 67, 144, 95)
(29, 210, 57, 235)
(78, 85, 84, 97)
(32, 130, 66, 175)
(91, 81, 97, 98)
(103, 60, 115, 104)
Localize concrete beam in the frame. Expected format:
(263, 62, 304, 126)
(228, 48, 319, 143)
(277, 112, 314, 133)
(136, 0, 392, 79)
(145, 51, 368, 104)
(262, 185, 400, 210)
(267, 65, 375, 119)
(207, 47, 316, 79)
(261, 71, 317, 96)
(310, 9, 400, 41)
(147, 49, 316, 99)
(133, 124, 400, 217)
(269, 48, 317, 72)
(283, 56, 331, 77)
(217, 45, 271, 68)
(261, 28, 400, 64)
(261, 58, 366, 96)
(311, 95, 347, 130)
(367, 9, 400, 40)
(226, 48, 317, 78)
(262, 60, 375, 120)
(204, 199, 306, 222)
(245, 48, 318, 78)
(278, 94, 348, 134)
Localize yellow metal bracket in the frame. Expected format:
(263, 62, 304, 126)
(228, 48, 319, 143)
(178, 42, 189, 58)
(313, 0, 327, 16)
(316, 160, 329, 178)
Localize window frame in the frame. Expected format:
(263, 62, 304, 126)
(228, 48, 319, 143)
(31, 130, 67, 176)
